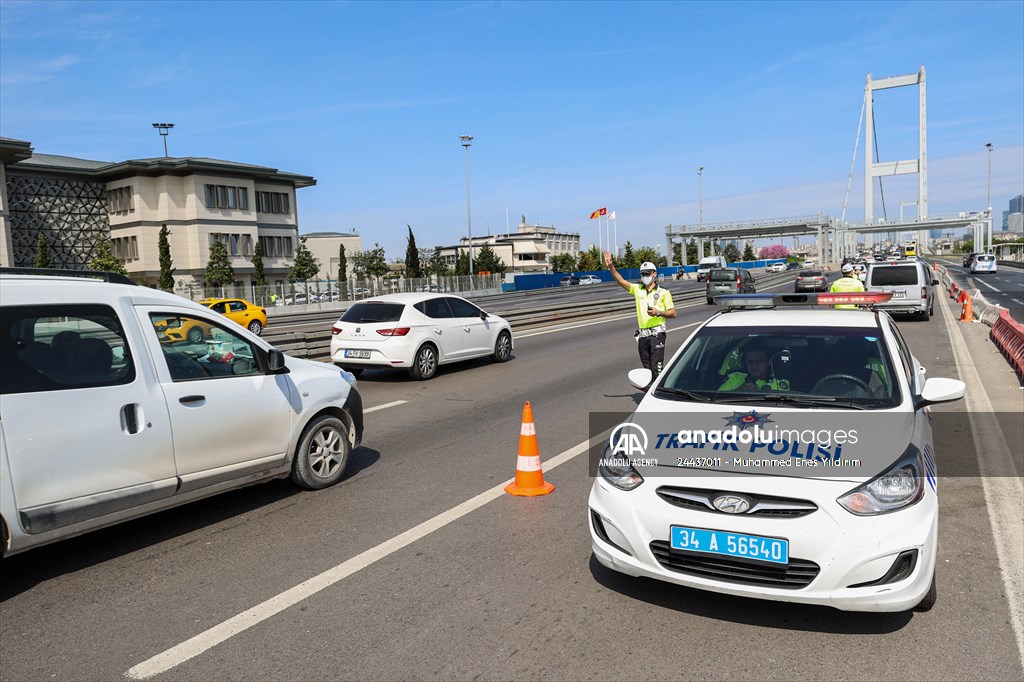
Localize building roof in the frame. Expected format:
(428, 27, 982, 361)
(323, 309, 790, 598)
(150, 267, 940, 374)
(303, 231, 361, 238)
(8, 151, 316, 187)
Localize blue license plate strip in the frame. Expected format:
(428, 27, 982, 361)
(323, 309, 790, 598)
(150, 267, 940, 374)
(670, 526, 789, 565)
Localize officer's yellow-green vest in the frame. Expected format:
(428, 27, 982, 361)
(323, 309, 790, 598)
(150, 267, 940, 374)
(829, 275, 865, 309)
(719, 373, 790, 391)
(628, 282, 674, 329)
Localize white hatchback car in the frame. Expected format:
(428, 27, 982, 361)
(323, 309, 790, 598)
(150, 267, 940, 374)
(767, 262, 787, 273)
(1, 269, 363, 557)
(579, 275, 602, 285)
(589, 292, 965, 612)
(330, 293, 513, 380)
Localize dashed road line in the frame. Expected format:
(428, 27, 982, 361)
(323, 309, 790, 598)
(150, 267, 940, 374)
(364, 400, 407, 413)
(125, 439, 592, 679)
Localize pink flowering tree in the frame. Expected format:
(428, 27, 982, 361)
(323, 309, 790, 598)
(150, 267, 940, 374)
(758, 244, 790, 260)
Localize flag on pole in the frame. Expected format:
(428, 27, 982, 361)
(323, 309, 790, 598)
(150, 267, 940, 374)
(607, 211, 616, 220)
(589, 207, 607, 219)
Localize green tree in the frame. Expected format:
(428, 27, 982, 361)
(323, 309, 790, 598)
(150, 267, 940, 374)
(577, 245, 601, 271)
(549, 252, 577, 272)
(426, 247, 447, 277)
(620, 241, 639, 269)
(352, 243, 389, 279)
(158, 225, 175, 290)
(454, 251, 470, 276)
(290, 236, 320, 302)
(686, 238, 698, 264)
(338, 243, 348, 283)
(204, 235, 235, 288)
(474, 244, 506, 274)
(634, 246, 660, 268)
(89, 236, 128, 276)
(672, 241, 682, 266)
(722, 243, 741, 264)
(405, 225, 421, 278)
(252, 239, 267, 287)
(35, 233, 51, 268)
(742, 241, 756, 261)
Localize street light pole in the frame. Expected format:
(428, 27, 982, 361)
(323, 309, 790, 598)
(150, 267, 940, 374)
(697, 166, 704, 228)
(460, 135, 474, 279)
(985, 142, 993, 213)
(151, 123, 175, 157)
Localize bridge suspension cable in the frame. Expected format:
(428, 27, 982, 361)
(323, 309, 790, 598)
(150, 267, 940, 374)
(841, 95, 866, 223)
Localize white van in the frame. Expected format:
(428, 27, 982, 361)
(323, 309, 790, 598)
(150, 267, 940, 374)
(865, 260, 938, 321)
(0, 269, 364, 557)
(695, 255, 727, 281)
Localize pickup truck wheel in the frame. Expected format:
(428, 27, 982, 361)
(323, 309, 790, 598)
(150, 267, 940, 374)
(291, 415, 349, 490)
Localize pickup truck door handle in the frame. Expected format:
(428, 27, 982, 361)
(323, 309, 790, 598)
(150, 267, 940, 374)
(122, 403, 141, 434)
(179, 395, 205, 405)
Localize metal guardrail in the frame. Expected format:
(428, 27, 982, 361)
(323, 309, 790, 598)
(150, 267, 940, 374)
(263, 271, 796, 362)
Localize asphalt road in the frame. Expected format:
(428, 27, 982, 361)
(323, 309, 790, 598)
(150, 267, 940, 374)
(1, 281, 1021, 681)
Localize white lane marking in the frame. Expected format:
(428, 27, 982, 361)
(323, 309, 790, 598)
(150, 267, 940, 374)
(363, 400, 407, 413)
(126, 439, 592, 679)
(974, 278, 1000, 293)
(937, 293, 1024, 669)
(1014, 299, 1023, 306)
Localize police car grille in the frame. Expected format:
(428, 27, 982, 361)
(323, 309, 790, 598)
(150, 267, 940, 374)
(656, 487, 817, 518)
(649, 541, 820, 589)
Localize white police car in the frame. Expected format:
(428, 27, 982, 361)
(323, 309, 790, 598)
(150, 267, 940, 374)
(589, 292, 965, 612)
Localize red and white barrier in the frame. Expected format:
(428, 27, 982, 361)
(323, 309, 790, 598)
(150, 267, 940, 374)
(990, 311, 1024, 380)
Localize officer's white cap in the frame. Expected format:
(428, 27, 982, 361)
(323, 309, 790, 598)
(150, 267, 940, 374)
(640, 261, 657, 273)
(841, 263, 854, 273)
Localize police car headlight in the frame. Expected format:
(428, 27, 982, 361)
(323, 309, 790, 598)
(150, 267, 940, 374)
(598, 446, 644, 491)
(838, 448, 924, 515)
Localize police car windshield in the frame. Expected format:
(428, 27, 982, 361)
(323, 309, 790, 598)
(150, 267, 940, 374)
(657, 326, 901, 409)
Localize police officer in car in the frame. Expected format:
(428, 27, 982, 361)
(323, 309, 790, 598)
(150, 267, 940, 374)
(719, 341, 790, 392)
(605, 251, 676, 380)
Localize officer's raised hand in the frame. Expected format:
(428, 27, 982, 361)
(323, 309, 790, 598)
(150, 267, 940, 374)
(605, 251, 631, 291)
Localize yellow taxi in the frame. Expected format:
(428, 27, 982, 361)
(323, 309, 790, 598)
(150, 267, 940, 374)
(199, 298, 269, 335)
(153, 315, 212, 345)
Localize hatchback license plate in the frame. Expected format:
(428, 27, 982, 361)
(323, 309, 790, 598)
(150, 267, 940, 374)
(670, 526, 789, 564)
(344, 349, 371, 359)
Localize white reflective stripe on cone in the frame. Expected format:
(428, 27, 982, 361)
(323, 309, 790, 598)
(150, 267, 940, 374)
(517, 455, 542, 472)
(520, 423, 536, 436)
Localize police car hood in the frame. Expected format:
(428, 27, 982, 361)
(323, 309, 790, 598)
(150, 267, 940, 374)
(614, 404, 918, 484)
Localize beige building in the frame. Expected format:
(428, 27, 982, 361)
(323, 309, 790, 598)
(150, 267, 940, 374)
(302, 231, 363, 282)
(438, 218, 580, 273)
(0, 136, 315, 296)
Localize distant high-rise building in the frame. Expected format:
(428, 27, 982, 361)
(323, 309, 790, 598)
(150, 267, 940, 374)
(1004, 210, 1011, 230)
(1011, 194, 1024, 215)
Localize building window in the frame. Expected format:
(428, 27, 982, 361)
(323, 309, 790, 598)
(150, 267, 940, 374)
(112, 236, 139, 262)
(107, 186, 134, 214)
(256, 191, 291, 215)
(204, 184, 250, 210)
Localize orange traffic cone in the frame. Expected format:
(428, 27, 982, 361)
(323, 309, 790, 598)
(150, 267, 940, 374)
(960, 295, 974, 323)
(505, 401, 555, 496)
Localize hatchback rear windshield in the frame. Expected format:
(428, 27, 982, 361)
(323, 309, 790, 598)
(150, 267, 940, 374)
(709, 269, 739, 281)
(339, 302, 404, 323)
(976, 255, 995, 262)
(870, 265, 919, 287)
(798, 270, 823, 277)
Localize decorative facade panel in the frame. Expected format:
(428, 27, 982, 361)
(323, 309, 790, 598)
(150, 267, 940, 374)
(6, 175, 109, 268)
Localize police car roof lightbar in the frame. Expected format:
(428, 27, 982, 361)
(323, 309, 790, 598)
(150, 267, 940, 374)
(715, 292, 894, 308)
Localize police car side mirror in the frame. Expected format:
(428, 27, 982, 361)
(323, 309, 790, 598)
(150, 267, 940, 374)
(628, 368, 653, 390)
(914, 377, 964, 410)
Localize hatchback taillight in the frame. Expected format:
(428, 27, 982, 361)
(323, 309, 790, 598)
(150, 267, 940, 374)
(377, 327, 411, 337)
(736, 275, 742, 285)
(331, 327, 342, 335)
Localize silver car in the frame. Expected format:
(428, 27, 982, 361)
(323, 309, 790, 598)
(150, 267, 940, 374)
(865, 260, 937, 320)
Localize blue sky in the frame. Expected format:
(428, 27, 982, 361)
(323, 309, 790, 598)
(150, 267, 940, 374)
(2, 0, 1022, 259)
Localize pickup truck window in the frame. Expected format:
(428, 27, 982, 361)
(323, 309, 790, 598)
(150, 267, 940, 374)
(150, 313, 261, 381)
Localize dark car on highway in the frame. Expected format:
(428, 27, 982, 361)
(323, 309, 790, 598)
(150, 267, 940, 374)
(560, 275, 580, 286)
(794, 269, 828, 292)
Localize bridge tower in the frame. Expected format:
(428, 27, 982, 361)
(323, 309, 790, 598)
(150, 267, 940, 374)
(864, 66, 928, 251)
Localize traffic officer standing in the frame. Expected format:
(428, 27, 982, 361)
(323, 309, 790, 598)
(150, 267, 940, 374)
(604, 251, 676, 380)
(830, 262, 865, 309)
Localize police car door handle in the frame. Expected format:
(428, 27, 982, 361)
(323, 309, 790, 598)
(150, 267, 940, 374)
(433, 328, 442, 335)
